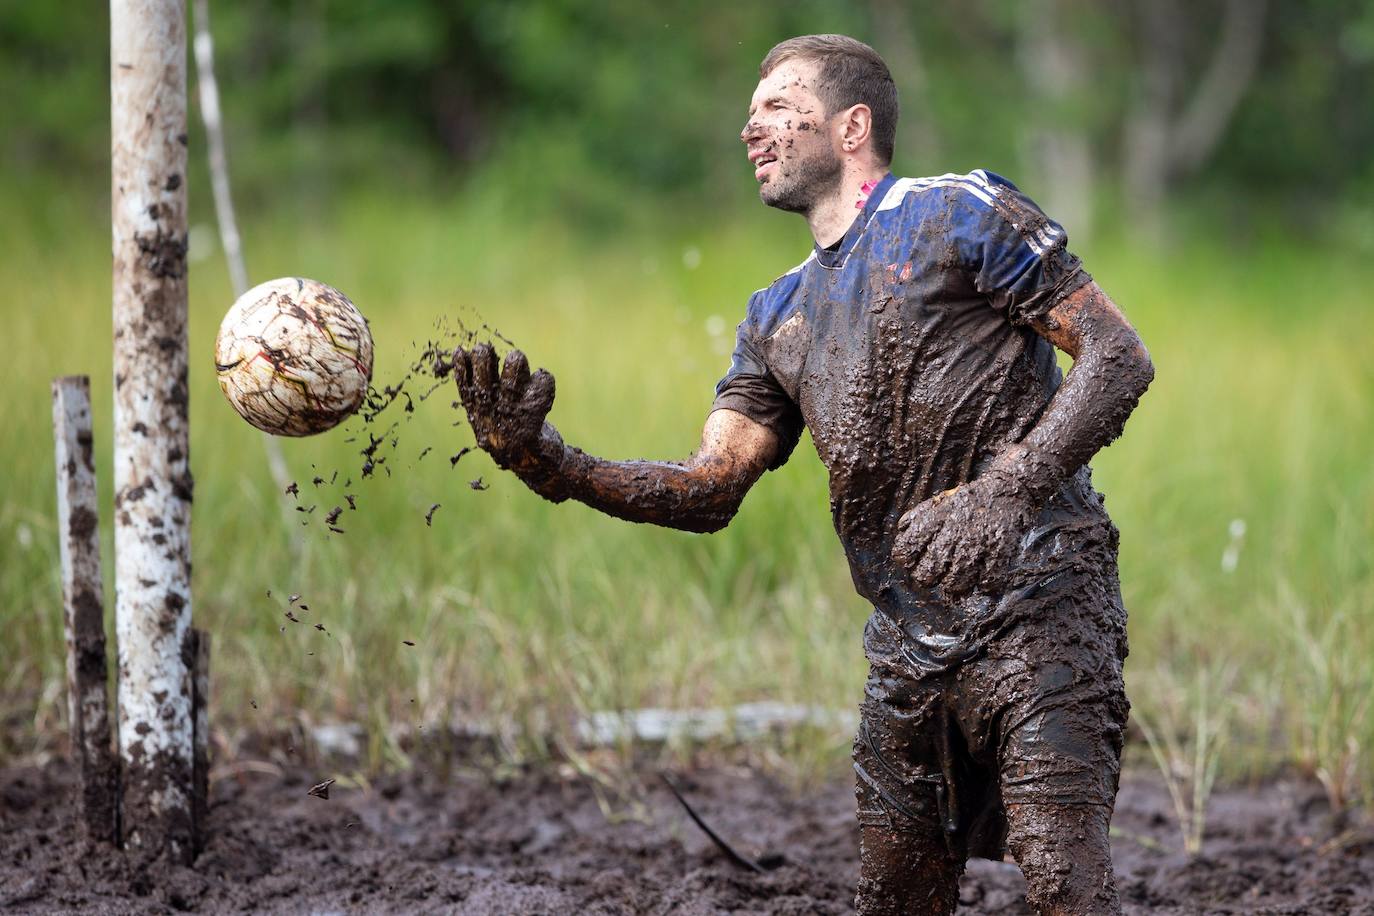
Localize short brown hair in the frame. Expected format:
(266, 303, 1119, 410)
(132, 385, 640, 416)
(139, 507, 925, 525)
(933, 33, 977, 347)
(760, 35, 898, 165)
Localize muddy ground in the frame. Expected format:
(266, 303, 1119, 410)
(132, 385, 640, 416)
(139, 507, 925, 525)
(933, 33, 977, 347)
(2, 757, 1372, 914)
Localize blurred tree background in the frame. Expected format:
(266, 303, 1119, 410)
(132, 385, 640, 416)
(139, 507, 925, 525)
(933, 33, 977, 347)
(3, 0, 1372, 238)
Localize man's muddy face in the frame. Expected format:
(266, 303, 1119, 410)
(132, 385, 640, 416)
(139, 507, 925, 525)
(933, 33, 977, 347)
(742, 61, 843, 214)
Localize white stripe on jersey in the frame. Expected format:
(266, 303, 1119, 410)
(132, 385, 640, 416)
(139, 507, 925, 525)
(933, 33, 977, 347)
(879, 171, 1065, 256)
(877, 173, 995, 210)
(1033, 224, 1062, 253)
(876, 176, 919, 210)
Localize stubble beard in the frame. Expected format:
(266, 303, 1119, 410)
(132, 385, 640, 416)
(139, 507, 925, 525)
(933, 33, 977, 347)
(759, 145, 844, 216)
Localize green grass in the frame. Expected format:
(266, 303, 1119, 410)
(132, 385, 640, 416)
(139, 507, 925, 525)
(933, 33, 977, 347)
(2, 181, 1371, 805)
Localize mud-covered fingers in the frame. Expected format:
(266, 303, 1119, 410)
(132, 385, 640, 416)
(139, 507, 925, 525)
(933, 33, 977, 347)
(498, 351, 538, 434)
(910, 551, 943, 590)
(910, 521, 954, 589)
(451, 347, 497, 452)
(973, 523, 1020, 594)
(470, 343, 500, 395)
(890, 526, 918, 568)
(895, 508, 939, 571)
(464, 343, 503, 439)
(452, 348, 472, 389)
(499, 350, 531, 401)
(519, 369, 556, 425)
(930, 523, 967, 589)
(895, 504, 921, 534)
(940, 542, 980, 598)
(451, 348, 473, 402)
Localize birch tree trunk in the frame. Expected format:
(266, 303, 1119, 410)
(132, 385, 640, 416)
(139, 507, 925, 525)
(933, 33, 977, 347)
(111, 0, 197, 864)
(51, 376, 119, 845)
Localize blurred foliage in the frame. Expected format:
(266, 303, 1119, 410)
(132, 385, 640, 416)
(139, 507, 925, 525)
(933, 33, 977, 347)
(3, 0, 1373, 227)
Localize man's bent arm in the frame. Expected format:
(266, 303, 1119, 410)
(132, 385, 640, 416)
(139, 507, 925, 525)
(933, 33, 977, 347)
(519, 408, 779, 533)
(996, 279, 1154, 500)
(894, 280, 1153, 594)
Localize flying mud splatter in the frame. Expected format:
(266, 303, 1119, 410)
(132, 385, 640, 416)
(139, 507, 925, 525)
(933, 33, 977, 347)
(287, 316, 513, 534)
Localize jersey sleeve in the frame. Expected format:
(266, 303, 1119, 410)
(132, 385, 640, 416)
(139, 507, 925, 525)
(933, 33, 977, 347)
(711, 303, 804, 471)
(960, 171, 1092, 328)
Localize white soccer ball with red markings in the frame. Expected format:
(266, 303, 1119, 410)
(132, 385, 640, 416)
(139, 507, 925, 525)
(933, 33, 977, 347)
(214, 278, 373, 436)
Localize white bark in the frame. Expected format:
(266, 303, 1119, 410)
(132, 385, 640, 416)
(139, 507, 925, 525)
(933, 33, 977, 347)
(52, 376, 119, 844)
(111, 0, 197, 864)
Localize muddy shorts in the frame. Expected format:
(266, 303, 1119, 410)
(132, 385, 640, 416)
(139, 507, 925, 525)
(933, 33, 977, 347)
(852, 602, 1129, 860)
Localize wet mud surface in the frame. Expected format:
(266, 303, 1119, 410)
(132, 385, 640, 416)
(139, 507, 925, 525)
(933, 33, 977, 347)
(3, 759, 1371, 914)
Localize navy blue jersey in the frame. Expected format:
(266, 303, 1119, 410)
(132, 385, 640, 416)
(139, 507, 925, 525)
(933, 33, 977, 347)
(713, 171, 1122, 674)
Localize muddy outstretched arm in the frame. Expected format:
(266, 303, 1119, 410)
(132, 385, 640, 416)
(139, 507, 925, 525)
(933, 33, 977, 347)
(895, 281, 1154, 595)
(453, 344, 778, 533)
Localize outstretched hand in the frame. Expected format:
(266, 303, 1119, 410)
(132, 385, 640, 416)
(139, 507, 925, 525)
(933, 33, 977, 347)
(453, 344, 556, 470)
(891, 470, 1038, 599)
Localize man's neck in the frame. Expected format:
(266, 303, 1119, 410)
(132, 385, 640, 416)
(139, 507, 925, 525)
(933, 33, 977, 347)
(807, 163, 889, 248)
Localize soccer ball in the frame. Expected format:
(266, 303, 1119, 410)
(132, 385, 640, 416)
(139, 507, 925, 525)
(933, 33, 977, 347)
(214, 277, 374, 436)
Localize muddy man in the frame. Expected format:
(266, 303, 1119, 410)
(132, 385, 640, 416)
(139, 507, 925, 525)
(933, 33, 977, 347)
(455, 34, 1153, 916)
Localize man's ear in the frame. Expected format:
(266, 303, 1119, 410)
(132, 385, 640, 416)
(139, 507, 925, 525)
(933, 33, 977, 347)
(838, 104, 873, 155)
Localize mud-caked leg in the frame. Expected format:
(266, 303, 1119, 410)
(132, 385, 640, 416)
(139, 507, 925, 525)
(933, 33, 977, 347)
(856, 821, 962, 916)
(853, 665, 964, 916)
(977, 609, 1129, 915)
(1004, 801, 1118, 915)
